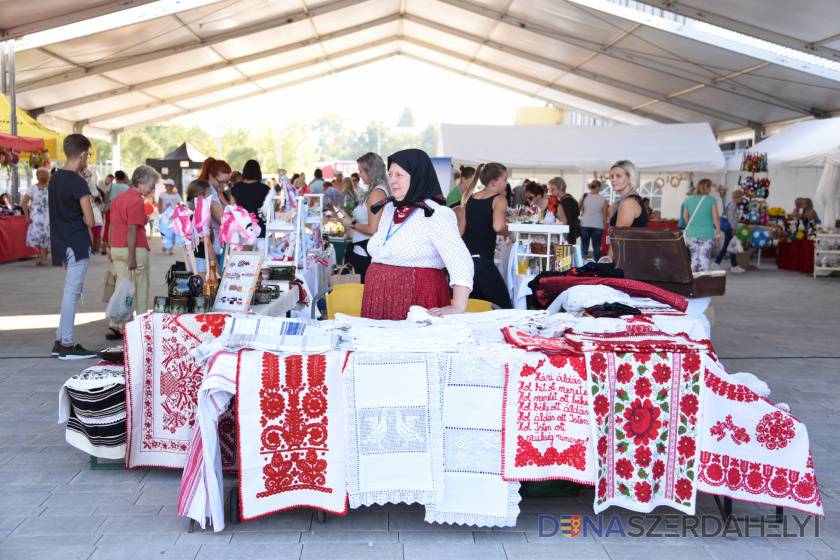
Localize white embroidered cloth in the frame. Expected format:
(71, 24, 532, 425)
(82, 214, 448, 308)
(178, 351, 239, 531)
(191, 317, 335, 364)
(698, 357, 823, 516)
(124, 313, 230, 469)
(502, 350, 596, 485)
(425, 345, 520, 527)
(349, 324, 474, 353)
(238, 350, 347, 521)
(345, 353, 445, 508)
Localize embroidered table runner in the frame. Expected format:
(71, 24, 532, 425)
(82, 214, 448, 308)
(584, 348, 705, 514)
(502, 349, 596, 485)
(698, 357, 823, 516)
(237, 350, 347, 522)
(178, 351, 239, 531)
(345, 353, 445, 508)
(124, 312, 231, 469)
(425, 346, 521, 527)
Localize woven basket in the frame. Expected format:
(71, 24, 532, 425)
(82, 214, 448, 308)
(530, 242, 558, 256)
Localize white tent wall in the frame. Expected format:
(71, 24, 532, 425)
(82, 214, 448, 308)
(724, 166, 824, 216)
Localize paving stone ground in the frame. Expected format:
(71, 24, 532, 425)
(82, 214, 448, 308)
(1, 236, 838, 559)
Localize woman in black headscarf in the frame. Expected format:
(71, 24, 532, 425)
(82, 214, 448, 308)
(361, 149, 474, 320)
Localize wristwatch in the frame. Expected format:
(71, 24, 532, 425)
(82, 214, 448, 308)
(350, 219, 357, 230)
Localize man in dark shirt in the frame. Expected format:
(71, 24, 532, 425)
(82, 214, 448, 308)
(49, 134, 97, 360)
(549, 177, 580, 245)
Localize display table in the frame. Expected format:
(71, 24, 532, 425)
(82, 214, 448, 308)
(0, 215, 38, 263)
(249, 285, 301, 317)
(776, 240, 814, 274)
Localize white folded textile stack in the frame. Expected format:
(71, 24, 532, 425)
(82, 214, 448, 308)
(406, 307, 549, 344)
(349, 324, 474, 353)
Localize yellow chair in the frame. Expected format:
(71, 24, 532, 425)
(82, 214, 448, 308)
(465, 298, 493, 313)
(325, 283, 364, 319)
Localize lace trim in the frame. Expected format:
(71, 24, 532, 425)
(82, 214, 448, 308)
(424, 481, 521, 527)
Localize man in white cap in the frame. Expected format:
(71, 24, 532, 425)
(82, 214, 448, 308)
(157, 178, 182, 254)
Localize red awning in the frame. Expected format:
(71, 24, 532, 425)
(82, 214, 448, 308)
(0, 132, 45, 152)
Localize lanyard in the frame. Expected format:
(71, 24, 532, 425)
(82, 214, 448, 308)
(384, 207, 419, 245)
(610, 190, 632, 221)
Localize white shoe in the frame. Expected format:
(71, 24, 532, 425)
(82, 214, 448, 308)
(730, 265, 746, 273)
(710, 262, 722, 270)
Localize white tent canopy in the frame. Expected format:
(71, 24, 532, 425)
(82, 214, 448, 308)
(441, 122, 726, 174)
(725, 118, 840, 170)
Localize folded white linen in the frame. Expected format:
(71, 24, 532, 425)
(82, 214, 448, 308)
(349, 324, 474, 353)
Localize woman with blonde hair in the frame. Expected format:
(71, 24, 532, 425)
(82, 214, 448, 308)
(338, 152, 391, 281)
(682, 178, 720, 272)
(458, 162, 512, 308)
(605, 160, 647, 260)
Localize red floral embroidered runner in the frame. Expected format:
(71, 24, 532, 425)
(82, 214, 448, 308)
(697, 358, 823, 516)
(236, 350, 347, 520)
(124, 312, 232, 469)
(585, 350, 704, 514)
(502, 351, 596, 484)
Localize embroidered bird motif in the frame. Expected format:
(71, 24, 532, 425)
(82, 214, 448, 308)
(394, 410, 424, 447)
(362, 411, 388, 448)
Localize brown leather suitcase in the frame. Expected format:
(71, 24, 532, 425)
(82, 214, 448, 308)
(610, 227, 726, 298)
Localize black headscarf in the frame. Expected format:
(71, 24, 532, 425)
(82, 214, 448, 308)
(371, 148, 446, 217)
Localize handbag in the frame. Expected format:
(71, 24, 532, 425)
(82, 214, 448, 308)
(721, 202, 732, 234)
(683, 195, 707, 246)
(329, 263, 361, 287)
(102, 262, 117, 303)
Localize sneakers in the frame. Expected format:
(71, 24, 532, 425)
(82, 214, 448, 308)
(58, 344, 98, 360)
(730, 265, 746, 274)
(51, 340, 61, 356)
(710, 262, 722, 271)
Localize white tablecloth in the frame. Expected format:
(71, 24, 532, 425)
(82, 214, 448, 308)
(249, 285, 301, 317)
(498, 243, 534, 310)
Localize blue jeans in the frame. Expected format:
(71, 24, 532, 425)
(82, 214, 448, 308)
(57, 247, 90, 345)
(580, 227, 604, 261)
(715, 231, 738, 267)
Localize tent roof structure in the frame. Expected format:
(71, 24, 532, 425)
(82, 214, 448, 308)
(5, 0, 840, 141)
(441, 122, 726, 173)
(725, 119, 840, 170)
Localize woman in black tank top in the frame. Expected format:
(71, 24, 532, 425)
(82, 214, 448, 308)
(458, 163, 513, 309)
(606, 160, 647, 260)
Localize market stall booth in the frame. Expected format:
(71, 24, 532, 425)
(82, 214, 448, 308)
(441, 122, 726, 219)
(145, 142, 209, 197)
(0, 131, 44, 262)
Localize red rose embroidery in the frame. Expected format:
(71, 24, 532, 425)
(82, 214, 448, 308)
(755, 411, 796, 451)
(770, 475, 789, 494)
(677, 436, 696, 457)
(727, 467, 742, 487)
(675, 478, 693, 501)
(795, 477, 816, 500)
(682, 354, 701, 374)
(705, 462, 723, 483)
(652, 459, 665, 479)
(680, 394, 699, 416)
(634, 481, 652, 503)
(616, 458, 634, 479)
(593, 395, 609, 417)
(634, 446, 652, 468)
(194, 313, 228, 338)
(591, 353, 607, 374)
(634, 377, 652, 398)
(622, 398, 662, 446)
(598, 478, 607, 498)
(302, 393, 327, 418)
(633, 353, 652, 364)
(616, 363, 633, 384)
(652, 363, 671, 384)
(597, 436, 607, 457)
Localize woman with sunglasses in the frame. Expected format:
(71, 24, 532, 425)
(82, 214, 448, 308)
(198, 157, 232, 264)
(524, 183, 561, 224)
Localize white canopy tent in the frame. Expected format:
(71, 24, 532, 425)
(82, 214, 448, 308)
(724, 118, 840, 225)
(441, 122, 726, 174)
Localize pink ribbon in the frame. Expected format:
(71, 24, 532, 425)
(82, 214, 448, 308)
(171, 206, 194, 246)
(193, 195, 211, 237)
(220, 206, 259, 250)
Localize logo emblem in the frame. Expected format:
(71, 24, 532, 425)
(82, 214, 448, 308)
(560, 515, 581, 537)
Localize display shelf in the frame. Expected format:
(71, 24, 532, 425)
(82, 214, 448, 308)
(813, 230, 840, 278)
(509, 223, 569, 275)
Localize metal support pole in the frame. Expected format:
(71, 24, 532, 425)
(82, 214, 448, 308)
(9, 40, 20, 205)
(1, 42, 7, 95)
(111, 131, 121, 171)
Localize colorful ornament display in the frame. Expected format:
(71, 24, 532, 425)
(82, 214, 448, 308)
(736, 225, 751, 246)
(740, 152, 768, 173)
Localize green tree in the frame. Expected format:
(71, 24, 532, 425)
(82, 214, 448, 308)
(120, 130, 163, 170)
(397, 107, 415, 127)
(278, 121, 318, 177)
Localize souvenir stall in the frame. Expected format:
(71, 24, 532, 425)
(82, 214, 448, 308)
(0, 132, 45, 263)
(60, 273, 824, 531)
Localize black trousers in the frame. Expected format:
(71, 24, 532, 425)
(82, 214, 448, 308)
(344, 240, 371, 283)
(470, 256, 513, 309)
